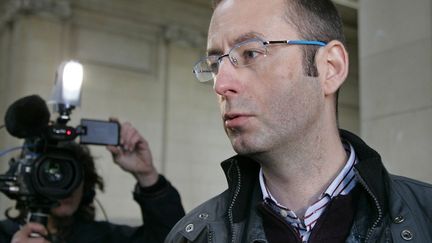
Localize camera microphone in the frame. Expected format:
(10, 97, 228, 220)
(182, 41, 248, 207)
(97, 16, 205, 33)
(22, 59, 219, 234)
(4, 95, 51, 138)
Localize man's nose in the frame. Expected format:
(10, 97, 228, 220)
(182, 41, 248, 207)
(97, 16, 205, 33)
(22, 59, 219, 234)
(213, 58, 242, 97)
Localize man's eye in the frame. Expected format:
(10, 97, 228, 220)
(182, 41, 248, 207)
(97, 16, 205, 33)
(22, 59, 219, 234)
(240, 49, 265, 65)
(210, 62, 219, 72)
(243, 50, 259, 59)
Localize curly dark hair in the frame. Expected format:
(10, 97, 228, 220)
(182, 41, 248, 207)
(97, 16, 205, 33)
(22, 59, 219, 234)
(57, 142, 104, 221)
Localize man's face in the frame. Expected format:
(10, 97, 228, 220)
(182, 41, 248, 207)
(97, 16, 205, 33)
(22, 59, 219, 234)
(208, 0, 325, 155)
(50, 182, 84, 218)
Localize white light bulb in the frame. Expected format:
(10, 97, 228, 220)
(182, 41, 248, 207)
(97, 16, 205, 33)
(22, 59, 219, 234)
(61, 61, 83, 104)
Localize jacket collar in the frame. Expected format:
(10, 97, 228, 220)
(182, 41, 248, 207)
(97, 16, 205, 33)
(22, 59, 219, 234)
(340, 129, 389, 216)
(220, 129, 390, 224)
(221, 155, 261, 223)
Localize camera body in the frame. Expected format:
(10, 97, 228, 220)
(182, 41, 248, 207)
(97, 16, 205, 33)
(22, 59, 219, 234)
(0, 94, 119, 218)
(2, 141, 83, 211)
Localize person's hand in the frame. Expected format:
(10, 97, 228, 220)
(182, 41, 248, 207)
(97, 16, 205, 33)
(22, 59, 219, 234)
(11, 222, 50, 243)
(106, 119, 159, 187)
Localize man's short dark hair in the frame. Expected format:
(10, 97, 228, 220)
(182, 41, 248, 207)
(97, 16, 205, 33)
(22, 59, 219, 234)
(282, 0, 344, 120)
(283, 0, 345, 77)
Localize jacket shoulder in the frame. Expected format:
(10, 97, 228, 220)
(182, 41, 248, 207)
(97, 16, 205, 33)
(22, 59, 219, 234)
(388, 174, 432, 219)
(390, 174, 432, 194)
(165, 190, 230, 243)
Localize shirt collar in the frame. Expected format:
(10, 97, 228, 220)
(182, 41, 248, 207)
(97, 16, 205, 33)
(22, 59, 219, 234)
(259, 141, 358, 207)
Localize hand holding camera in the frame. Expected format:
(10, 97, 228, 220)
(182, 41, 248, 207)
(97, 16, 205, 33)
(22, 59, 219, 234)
(11, 223, 50, 243)
(107, 120, 159, 187)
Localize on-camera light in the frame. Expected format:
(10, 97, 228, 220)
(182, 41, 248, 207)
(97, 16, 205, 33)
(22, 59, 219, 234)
(62, 61, 83, 104)
(51, 60, 84, 108)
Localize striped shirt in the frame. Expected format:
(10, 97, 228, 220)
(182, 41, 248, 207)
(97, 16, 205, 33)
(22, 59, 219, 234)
(259, 142, 358, 242)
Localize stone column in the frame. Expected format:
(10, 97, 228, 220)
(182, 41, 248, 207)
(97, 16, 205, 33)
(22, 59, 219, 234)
(359, 0, 432, 182)
(0, 0, 72, 216)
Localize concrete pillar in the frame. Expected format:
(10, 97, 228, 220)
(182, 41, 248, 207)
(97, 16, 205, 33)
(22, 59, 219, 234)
(359, 0, 432, 183)
(0, 10, 67, 218)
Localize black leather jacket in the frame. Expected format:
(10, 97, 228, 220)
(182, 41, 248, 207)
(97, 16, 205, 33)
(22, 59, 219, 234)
(166, 130, 432, 243)
(0, 175, 185, 243)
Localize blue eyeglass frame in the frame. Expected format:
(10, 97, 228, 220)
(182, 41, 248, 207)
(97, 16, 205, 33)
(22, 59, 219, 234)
(268, 40, 327, 46)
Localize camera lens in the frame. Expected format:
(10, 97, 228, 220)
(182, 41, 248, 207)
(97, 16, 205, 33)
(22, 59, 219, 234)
(32, 149, 83, 200)
(39, 158, 72, 185)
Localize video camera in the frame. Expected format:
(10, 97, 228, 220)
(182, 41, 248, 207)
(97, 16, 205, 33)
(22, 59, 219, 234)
(0, 61, 119, 224)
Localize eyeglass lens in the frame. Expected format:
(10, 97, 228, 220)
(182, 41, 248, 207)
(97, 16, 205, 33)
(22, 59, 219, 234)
(194, 39, 267, 82)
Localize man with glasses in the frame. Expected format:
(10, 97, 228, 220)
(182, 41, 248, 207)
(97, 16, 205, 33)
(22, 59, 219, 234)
(166, 0, 432, 242)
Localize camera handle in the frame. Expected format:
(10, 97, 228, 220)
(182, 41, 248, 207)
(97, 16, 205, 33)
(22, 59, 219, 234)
(29, 210, 49, 226)
(28, 209, 50, 238)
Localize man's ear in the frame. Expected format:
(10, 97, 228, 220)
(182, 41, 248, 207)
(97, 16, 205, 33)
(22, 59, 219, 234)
(316, 40, 349, 96)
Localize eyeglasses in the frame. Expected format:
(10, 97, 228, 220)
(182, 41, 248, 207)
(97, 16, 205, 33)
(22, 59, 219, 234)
(192, 38, 326, 82)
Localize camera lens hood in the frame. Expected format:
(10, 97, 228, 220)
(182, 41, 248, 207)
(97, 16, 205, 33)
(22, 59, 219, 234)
(31, 147, 83, 200)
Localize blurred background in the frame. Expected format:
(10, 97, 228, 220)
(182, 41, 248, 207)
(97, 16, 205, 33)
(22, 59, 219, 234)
(0, 0, 431, 225)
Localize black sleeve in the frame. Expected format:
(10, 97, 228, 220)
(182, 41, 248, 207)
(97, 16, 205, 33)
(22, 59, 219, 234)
(132, 175, 185, 243)
(67, 175, 185, 243)
(0, 219, 20, 243)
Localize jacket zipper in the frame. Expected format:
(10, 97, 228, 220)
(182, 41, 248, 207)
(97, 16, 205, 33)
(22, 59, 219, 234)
(356, 173, 383, 242)
(228, 161, 242, 243)
(207, 230, 214, 243)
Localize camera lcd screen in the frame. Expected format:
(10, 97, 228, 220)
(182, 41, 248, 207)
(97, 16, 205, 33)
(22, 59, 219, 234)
(79, 119, 120, 146)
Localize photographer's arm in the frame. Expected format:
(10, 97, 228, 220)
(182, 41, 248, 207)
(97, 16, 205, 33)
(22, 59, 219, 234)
(106, 120, 185, 242)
